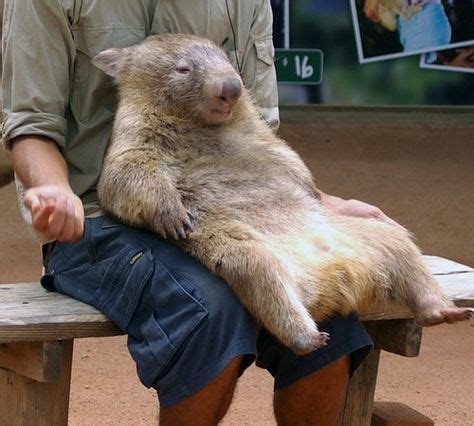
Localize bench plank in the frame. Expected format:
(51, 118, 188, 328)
(0, 256, 472, 343)
(0, 341, 66, 383)
(0, 283, 121, 343)
(0, 340, 73, 426)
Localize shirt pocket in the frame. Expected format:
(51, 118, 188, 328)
(253, 37, 277, 105)
(70, 26, 147, 122)
(229, 36, 277, 110)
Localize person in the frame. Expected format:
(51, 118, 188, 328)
(364, 0, 452, 52)
(435, 46, 474, 68)
(3, 1, 399, 423)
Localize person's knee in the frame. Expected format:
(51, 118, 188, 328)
(159, 355, 245, 425)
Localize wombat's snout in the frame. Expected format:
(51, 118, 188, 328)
(202, 74, 243, 124)
(220, 77, 242, 108)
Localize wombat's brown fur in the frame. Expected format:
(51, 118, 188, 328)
(94, 34, 472, 354)
(378, 0, 422, 31)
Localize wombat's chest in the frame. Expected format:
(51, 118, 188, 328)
(171, 144, 316, 214)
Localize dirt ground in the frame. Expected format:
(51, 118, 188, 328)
(0, 107, 473, 425)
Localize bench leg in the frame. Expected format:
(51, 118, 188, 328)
(0, 340, 73, 426)
(339, 349, 381, 426)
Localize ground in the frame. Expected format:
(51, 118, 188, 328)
(1, 108, 473, 424)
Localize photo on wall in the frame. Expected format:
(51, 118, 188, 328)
(420, 45, 474, 73)
(350, 0, 474, 63)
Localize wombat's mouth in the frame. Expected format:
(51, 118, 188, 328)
(205, 108, 233, 124)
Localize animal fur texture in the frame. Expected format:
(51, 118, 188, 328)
(378, 0, 422, 31)
(94, 34, 472, 354)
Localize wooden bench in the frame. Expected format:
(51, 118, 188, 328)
(0, 256, 472, 425)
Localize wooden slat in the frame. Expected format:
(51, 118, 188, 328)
(339, 349, 381, 426)
(0, 256, 472, 343)
(425, 255, 473, 274)
(365, 319, 422, 357)
(0, 340, 73, 425)
(0, 341, 65, 382)
(0, 283, 122, 343)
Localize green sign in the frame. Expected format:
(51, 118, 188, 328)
(275, 49, 324, 85)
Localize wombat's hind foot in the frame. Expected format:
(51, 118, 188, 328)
(415, 306, 473, 327)
(291, 329, 330, 356)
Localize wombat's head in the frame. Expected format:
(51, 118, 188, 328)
(93, 33, 244, 126)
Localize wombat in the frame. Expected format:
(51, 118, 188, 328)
(93, 34, 472, 354)
(378, 0, 422, 31)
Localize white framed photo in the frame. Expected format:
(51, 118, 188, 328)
(420, 45, 474, 73)
(350, 0, 474, 63)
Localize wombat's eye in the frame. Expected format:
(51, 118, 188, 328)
(176, 66, 191, 74)
(176, 60, 192, 74)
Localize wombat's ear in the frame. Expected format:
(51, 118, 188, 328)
(92, 47, 128, 79)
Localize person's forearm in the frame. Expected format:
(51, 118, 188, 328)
(11, 135, 70, 189)
(10, 135, 85, 241)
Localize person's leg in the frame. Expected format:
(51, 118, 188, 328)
(257, 313, 372, 425)
(160, 355, 244, 425)
(42, 216, 260, 421)
(274, 356, 350, 425)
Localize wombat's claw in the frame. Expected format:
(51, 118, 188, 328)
(292, 331, 330, 355)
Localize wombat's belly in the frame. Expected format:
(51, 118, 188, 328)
(178, 157, 320, 232)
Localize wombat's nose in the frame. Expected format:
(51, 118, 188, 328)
(221, 77, 242, 106)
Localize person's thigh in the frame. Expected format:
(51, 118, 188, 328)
(256, 313, 373, 391)
(43, 215, 259, 407)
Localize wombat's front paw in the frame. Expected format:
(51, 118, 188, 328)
(291, 330, 330, 356)
(155, 207, 194, 240)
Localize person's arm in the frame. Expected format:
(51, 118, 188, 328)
(2, 0, 83, 241)
(248, 0, 280, 130)
(11, 136, 84, 241)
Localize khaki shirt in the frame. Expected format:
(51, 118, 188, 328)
(2, 0, 279, 216)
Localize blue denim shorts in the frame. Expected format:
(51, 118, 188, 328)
(42, 216, 372, 407)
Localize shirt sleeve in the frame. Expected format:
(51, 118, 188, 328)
(249, 0, 280, 131)
(2, 0, 76, 150)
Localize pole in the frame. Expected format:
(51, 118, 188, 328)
(284, 0, 290, 49)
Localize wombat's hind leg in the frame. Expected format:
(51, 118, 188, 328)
(187, 228, 329, 354)
(416, 305, 473, 326)
(359, 223, 473, 327)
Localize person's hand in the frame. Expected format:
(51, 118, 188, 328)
(321, 194, 402, 228)
(364, 0, 381, 22)
(23, 185, 85, 242)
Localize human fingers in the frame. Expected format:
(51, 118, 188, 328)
(46, 192, 70, 240)
(31, 200, 56, 234)
(54, 195, 77, 241)
(72, 197, 85, 241)
(25, 186, 85, 241)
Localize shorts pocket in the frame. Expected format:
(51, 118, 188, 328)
(126, 257, 209, 387)
(95, 247, 154, 330)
